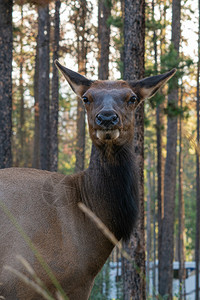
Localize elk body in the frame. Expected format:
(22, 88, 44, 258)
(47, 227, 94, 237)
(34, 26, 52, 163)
(0, 62, 176, 300)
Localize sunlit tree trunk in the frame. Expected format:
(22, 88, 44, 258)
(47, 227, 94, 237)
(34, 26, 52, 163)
(122, 0, 145, 299)
(146, 150, 152, 296)
(152, 149, 156, 297)
(0, 0, 13, 169)
(38, 4, 50, 170)
(19, 2, 25, 166)
(74, 0, 88, 173)
(195, 1, 200, 298)
(155, 0, 165, 291)
(178, 83, 186, 300)
(33, 40, 40, 169)
(159, 0, 181, 298)
(50, 0, 61, 172)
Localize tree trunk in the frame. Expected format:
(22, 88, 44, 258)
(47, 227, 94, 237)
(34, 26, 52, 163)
(157, 100, 164, 292)
(153, 0, 165, 291)
(152, 149, 156, 297)
(159, 0, 181, 298)
(75, 0, 87, 173)
(146, 150, 152, 296)
(0, 0, 13, 169)
(98, 0, 111, 80)
(38, 4, 50, 170)
(178, 84, 186, 300)
(50, 0, 61, 172)
(120, 0, 124, 79)
(151, 0, 165, 292)
(19, 2, 25, 166)
(122, 0, 145, 299)
(33, 39, 40, 169)
(195, 1, 200, 297)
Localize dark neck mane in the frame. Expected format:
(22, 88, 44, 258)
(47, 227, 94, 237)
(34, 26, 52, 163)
(82, 143, 139, 241)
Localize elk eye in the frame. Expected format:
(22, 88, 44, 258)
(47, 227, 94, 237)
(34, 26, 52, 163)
(128, 95, 137, 105)
(82, 96, 90, 104)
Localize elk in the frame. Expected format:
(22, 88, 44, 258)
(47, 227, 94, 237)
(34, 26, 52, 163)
(0, 61, 176, 300)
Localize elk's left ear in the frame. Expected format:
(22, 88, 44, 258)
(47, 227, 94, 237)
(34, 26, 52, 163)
(129, 69, 177, 100)
(55, 60, 94, 97)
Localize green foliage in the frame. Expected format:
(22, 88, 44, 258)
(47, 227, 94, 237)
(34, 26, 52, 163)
(104, 0, 112, 9)
(148, 93, 165, 109)
(164, 102, 189, 118)
(161, 43, 193, 90)
(90, 260, 112, 300)
(145, 19, 165, 31)
(107, 15, 123, 28)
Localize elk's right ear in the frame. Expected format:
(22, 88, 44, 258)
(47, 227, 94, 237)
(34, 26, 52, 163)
(55, 60, 93, 97)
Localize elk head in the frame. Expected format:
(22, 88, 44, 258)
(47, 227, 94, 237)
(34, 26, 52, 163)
(55, 60, 176, 149)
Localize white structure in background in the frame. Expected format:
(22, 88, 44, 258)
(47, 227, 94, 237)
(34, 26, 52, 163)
(148, 261, 197, 300)
(109, 261, 122, 299)
(109, 261, 198, 299)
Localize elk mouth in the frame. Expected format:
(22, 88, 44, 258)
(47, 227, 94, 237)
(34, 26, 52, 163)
(96, 129, 120, 141)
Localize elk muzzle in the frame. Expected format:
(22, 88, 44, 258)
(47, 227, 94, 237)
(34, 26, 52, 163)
(95, 112, 119, 128)
(95, 111, 120, 141)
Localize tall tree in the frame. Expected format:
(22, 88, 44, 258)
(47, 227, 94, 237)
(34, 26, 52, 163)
(146, 150, 152, 296)
(178, 83, 186, 300)
(152, 149, 156, 298)
(0, 0, 13, 169)
(33, 39, 40, 169)
(19, 1, 25, 165)
(75, 1, 86, 173)
(38, 4, 50, 170)
(195, 0, 200, 298)
(50, 0, 61, 172)
(98, 0, 111, 80)
(159, 0, 181, 298)
(71, 0, 91, 173)
(153, 0, 165, 290)
(122, 0, 145, 299)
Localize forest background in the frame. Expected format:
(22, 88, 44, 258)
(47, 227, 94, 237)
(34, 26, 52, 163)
(0, 0, 200, 299)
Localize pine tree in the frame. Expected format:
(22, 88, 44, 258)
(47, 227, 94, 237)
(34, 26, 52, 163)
(33, 38, 40, 169)
(159, 0, 181, 298)
(19, 1, 25, 166)
(38, 4, 50, 170)
(0, 0, 13, 168)
(50, 0, 61, 172)
(146, 150, 152, 296)
(178, 83, 186, 300)
(195, 1, 200, 298)
(69, 0, 92, 173)
(122, 0, 145, 299)
(98, 0, 111, 79)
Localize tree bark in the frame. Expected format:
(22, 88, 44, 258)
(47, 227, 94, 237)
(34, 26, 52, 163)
(38, 4, 50, 170)
(74, 0, 88, 173)
(178, 84, 186, 300)
(146, 150, 152, 296)
(122, 0, 145, 299)
(50, 0, 61, 172)
(157, 0, 167, 291)
(159, 0, 181, 298)
(152, 149, 156, 298)
(98, 0, 111, 80)
(195, 1, 200, 297)
(33, 39, 40, 169)
(0, 0, 13, 169)
(19, 2, 25, 166)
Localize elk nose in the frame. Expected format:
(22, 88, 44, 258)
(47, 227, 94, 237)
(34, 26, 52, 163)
(95, 112, 119, 128)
